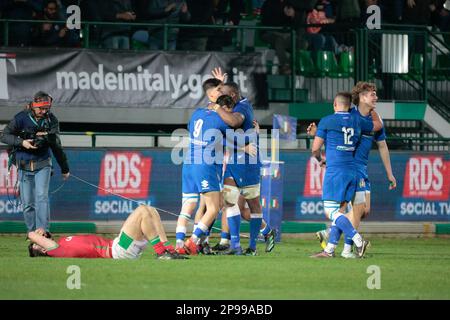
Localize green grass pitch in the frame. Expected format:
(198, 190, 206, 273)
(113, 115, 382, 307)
(1, 235, 449, 300)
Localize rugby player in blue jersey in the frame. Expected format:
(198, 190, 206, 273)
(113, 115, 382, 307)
(175, 78, 228, 255)
(309, 92, 383, 258)
(311, 83, 396, 258)
(213, 82, 276, 256)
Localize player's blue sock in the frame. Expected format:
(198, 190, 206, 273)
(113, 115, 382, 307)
(260, 223, 271, 236)
(176, 232, 186, 242)
(328, 225, 342, 245)
(334, 215, 358, 239)
(175, 226, 187, 247)
(227, 205, 241, 249)
(249, 213, 263, 250)
(221, 231, 230, 240)
(193, 222, 208, 239)
(203, 222, 213, 243)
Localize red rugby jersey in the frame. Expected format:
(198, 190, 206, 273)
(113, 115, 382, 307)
(46, 235, 113, 258)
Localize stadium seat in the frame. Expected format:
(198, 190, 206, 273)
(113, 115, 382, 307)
(434, 54, 450, 80)
(408, 53, 435, 81)
(339, 51, 354, 77)
(297, 50, 317, 77)
(268, 88, 308, 102)
(368, 57, 378, 80)
(254, 21, 271, 48)
(315, 50, 342, 77)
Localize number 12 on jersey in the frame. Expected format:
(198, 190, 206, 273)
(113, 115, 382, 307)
(342, 127, 354, 145)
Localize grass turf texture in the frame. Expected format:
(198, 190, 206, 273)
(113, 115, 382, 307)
(1, 236, 449, 300)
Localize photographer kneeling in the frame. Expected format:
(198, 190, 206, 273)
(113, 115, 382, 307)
(1, 91, 70, 234)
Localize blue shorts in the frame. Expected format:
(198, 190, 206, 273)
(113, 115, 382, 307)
(182, 164, 222, 194)
(224, 163, 261, 188)
(322, 168, 357, 203)
(356, 167, 371, 193)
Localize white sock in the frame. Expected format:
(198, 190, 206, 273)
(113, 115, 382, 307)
(352, 233, 363, 247)
(191, 234, 199, 244)
(343, 243, 352, 254)
(176, 239, 184, 248)
(220, 238, 230, 245)
(324, 243, 336, 254)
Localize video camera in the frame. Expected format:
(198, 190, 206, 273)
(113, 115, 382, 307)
(20, 126, 50, 149)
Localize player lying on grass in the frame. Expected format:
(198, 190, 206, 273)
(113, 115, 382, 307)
(27, 205, 188, 260)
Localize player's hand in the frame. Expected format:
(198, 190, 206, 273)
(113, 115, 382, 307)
(62, 172, 70, 180)
(212, 67, 227, 83)
(388, 175, 397, 190)
(407, 0, 416, 8)
(35, 228, 46, 236)
(165, 3, 177, 12)
(22, 139, 37, 149)
(59, 27, 67, 38)
(243, 143, 258, 157)
(307, 122, 317, 136)
(318, 159, 326, 167)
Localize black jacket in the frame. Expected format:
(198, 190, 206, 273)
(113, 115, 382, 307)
(1, 109, 69, 174)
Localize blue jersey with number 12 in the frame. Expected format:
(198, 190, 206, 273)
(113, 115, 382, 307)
(316, 111, 372, 170)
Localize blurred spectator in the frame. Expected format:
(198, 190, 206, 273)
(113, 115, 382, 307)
(176, 0, 215, 51)
(403, 0, 437, 53)
(79, 0, 103, 47)
(260, 0, 306, 75)
(32, 0, 79, 47)
(332, 0, 361, 47)
(431, 0, 450, 31)
(207, 0, 245, 50)
(377, 0, 404, 23)
(403, 0, 434, 25)
(305, 1, 339, 53)
(2, 0, 39, 46)
(252, 0, 266, 17)
(100, 0, 136, 49)
(334, 0, 361, 25)
(216, 0, 245, 26)
(134, 0, 190, 50)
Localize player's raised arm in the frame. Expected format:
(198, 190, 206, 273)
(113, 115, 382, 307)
(213, 103, 244, 128)
(307, 122, 317, 137)
(27, 230, 58, 250)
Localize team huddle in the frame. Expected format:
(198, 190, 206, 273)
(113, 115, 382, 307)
(27, 67, 276, 260)
(26, 70, 395, 260)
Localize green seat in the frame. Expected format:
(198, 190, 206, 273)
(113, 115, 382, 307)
(315, 51, 342, 77)
(410, 53, 424, 74)
(408, 53, 434, 80)
(131, 39, 148, 50)
(339, 51, 354, 77)
(297, 50, 317, 77)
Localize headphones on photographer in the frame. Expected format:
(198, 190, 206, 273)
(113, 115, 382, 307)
(29, 91, 53, 113)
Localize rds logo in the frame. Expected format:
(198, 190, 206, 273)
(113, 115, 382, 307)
(0, 151, 18, 195)
(98, 152, 152, 198)
(403, 156, 449, 201)
(303, 156, 325, 197)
